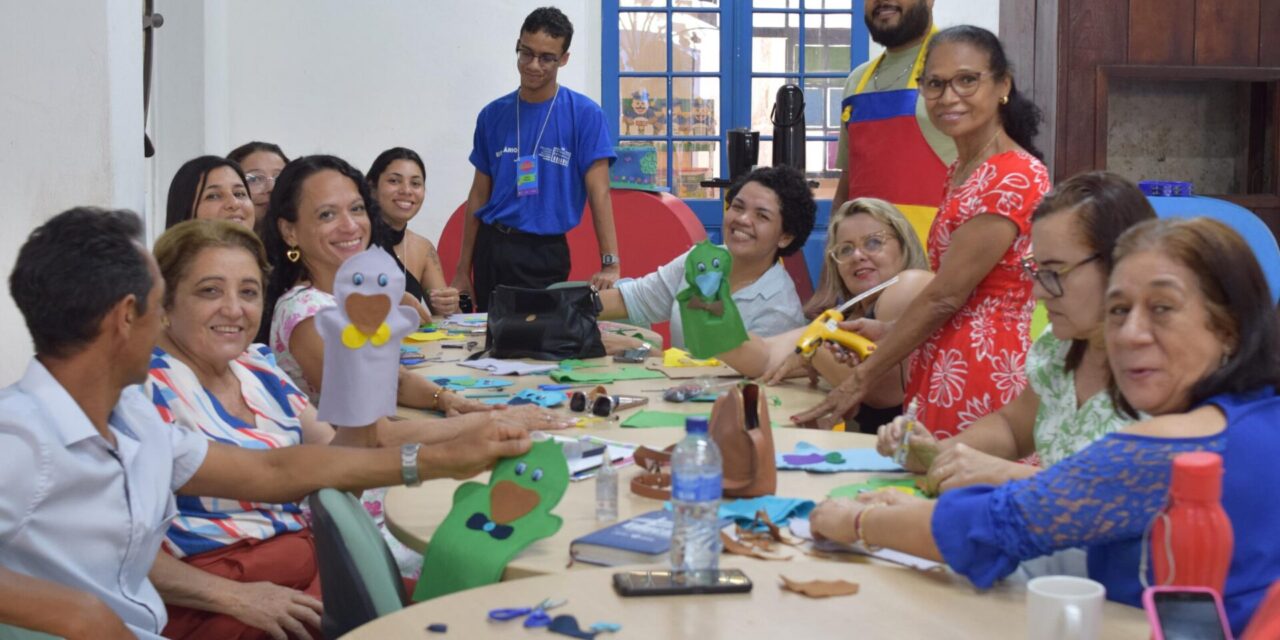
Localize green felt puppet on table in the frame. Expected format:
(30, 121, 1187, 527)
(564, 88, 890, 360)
(413, 440, 569, 601)
(676, 241, 748, 359)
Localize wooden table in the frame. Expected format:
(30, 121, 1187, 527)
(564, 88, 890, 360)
(342, 559, 1151, 638)
(389, 349, 870, 577)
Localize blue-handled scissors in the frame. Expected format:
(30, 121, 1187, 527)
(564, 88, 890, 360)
(487, 597, 567, 628)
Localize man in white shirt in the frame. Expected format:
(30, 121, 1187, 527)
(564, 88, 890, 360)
(0, 208, 531, 638)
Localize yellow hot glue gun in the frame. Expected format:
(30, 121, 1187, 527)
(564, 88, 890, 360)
(794, 275, 900, 359)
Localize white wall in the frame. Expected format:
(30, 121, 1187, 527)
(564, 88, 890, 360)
(0, 0, 144, 385)
(870, 0, 1001, 58)
(152, 0, 600, 247)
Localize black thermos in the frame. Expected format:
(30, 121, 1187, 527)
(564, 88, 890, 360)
(726, 128, 760, 182)
(771, 84, 806, 171)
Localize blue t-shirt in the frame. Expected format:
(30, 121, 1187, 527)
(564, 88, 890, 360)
(468, 86, 615, 235)
(931, 387, 1280, 636)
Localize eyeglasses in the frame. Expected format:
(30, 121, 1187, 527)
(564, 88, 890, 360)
(919, 71, 993, 100)
(516, 46, 563, 68)
(1021, 253, 1100, 298)
(829, 232, 894, 263)
(244, 172, 279, 195)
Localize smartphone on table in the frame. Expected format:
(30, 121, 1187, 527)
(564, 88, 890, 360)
(613, 569, 753, 597)
(1143, 586, 1233, 640)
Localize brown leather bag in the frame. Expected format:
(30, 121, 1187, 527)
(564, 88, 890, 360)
(629, 383, 777, 500)
(711, 383, 776, 498)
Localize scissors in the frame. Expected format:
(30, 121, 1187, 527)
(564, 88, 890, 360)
(487, 597, 567, 628)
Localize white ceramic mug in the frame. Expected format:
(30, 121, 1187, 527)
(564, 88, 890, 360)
(1027, 575, 1105, 640)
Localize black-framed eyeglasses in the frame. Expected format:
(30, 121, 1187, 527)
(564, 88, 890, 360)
(830, 232, 894, 264)
(1022, 253, 1101, 298)
(516, 46, 563, 68)
(244, 172, 278, 195)
(918, 71, 993, 100)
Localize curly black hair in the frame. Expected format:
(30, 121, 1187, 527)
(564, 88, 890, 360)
(725, 165, 816, 259)
(257, 154, 393, 343)
(521, 7, 574, 53)
(926, 25, 1044, 161)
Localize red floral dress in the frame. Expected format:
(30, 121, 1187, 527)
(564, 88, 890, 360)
(904, 150, 1050, 438)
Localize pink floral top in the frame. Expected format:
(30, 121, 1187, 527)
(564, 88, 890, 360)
(270, 284, 335, 403)
(904, 150, 1050, 438)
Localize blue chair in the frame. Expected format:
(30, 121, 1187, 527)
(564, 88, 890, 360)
(1148, 195, 1280, 304)
(308, 488, 407, 637)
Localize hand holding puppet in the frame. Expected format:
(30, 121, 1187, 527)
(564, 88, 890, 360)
(414, 440, 569, 600)
(676, 241, 748, 359)
(315, 247, 418, 426)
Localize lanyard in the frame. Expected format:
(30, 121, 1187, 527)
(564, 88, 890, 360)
(516, 85, 560, 158)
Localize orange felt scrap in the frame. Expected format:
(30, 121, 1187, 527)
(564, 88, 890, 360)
(779, 575, 860, 598)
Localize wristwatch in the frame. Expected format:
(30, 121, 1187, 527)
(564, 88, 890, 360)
(601, 253, 619, 267)
(401, 443, 423, 487)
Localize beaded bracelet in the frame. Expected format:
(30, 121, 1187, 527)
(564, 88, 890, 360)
(432, 387, 451, 411)
(854, 504, 879, 545)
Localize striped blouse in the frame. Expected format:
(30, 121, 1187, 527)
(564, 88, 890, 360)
(147, 344, 310, 558)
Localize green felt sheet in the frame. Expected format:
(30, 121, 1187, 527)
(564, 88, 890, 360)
(620, 410, 785, 430)
(413, 441, 569, 601)
(548, 365, 665, 384)
(827, 477, 931, 499)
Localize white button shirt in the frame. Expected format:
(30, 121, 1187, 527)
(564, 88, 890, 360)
(0, 359, 209, 638)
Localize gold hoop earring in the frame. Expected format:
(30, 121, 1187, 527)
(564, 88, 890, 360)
(286, 247, 301, 263)
(1000, 95, 1010, 105)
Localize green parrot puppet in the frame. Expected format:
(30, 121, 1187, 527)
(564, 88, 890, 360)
(676, 241, 749, 359)
(413, 440, 569, 601)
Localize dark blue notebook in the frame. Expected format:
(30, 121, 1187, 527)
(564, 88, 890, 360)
(569, 510, 731, 567)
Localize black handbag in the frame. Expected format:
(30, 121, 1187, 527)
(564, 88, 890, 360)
(478, 284, 605, 360)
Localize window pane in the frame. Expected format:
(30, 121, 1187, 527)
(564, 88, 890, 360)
(619, 78, 669, 136)
(673, 0, 719, 6)
(616, 141, 668, 190)
(803, 13, 852, 73)
(803, 76, 847, 136)
(673, 12, 720, 73)
(674, 141, 720, 198)
(750, 76, 798, 133)
(805, 0, 852, 8)
(621, 0, 667, 7)
(752, 12, 799, 73)
(807, 139, 839, 199)
(754, 0, 801, 8)
(672, 77, 720, 137)
(619, 12, 668, 72)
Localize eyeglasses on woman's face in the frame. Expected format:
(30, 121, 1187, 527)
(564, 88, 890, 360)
(1022, 253, 1101, 298)
(919, 71, 993, 100)
(516, 45, 563, 68)
(244, 172, 279, 195)
(830, 232, 894, 264)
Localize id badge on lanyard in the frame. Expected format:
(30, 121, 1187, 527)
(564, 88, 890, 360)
(516, 154, 539, 197)
(514, 86, 559, 199)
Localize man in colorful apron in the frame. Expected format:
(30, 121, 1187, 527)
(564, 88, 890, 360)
(834, 0, 956, 246)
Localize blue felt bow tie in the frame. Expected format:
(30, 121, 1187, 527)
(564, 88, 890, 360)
(466, 512, 514, 540)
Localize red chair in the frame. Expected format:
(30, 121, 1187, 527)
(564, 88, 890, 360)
(435, 190, 707, 345)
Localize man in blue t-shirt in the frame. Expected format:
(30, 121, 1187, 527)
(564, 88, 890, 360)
(451, 6, 620, 311)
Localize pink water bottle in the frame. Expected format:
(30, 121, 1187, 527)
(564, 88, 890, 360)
(1151, 452, 1233, 593)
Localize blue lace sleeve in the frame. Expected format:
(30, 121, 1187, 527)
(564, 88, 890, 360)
(931, 432, 1226, 588)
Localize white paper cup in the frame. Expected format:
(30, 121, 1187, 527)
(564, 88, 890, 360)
(1027, 575, 1105, 640)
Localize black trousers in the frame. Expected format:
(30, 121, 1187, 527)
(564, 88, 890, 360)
(471, 221, 571, 311)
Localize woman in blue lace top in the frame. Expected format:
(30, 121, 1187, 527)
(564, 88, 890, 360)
(811, 217, 1280, 634)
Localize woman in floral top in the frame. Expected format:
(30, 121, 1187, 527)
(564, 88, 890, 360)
(795, 26, 1048, 433)
(878, 172, 1156, 491)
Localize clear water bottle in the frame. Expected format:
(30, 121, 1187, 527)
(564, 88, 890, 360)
(670, 416, 722, 582)
(595, 453, 618, 522)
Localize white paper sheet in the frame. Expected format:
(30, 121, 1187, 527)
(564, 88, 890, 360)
(788, 518, 945, 572)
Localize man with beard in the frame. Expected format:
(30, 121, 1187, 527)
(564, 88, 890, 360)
(832, 0, 955, 246)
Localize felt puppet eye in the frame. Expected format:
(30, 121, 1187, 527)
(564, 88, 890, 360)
(378, 273, 389, 287)
(696, 262, 707, 273)
(514, 462, 527, 475)
(353, 273, 365, 286)
(711, 258, 721, 269)
(531, 468, 544, 482)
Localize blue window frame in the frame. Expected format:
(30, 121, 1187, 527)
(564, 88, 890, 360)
(602, 0, 868, 248)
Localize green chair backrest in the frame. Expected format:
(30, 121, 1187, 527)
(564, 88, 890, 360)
(0, 625, 60, 640)
(308, 488, 406, 637)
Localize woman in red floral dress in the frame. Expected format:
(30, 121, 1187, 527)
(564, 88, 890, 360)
(795, 26, 1049, 437)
